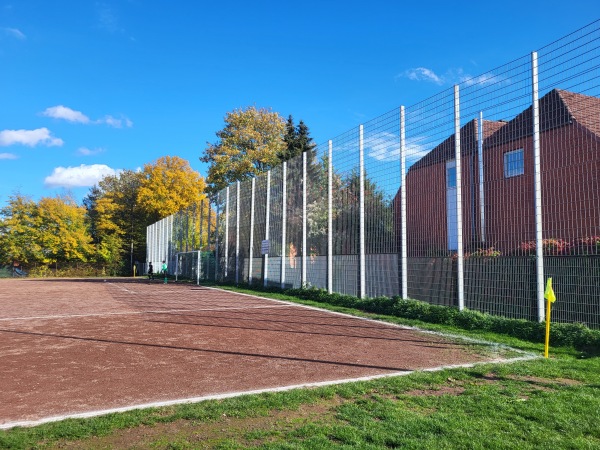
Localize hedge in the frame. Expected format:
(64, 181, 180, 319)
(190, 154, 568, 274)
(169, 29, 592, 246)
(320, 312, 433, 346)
(227, 284, 600, 354)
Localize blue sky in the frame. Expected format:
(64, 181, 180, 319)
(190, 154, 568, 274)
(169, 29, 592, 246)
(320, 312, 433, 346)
(0, 0, 597, 205)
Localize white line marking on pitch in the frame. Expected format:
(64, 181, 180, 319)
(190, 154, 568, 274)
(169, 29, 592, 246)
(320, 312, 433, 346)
(0, 304, 291, 322)
(0, 354, 538, 431)
(107, 282, 137, 294)
(0, 285, 540, 430)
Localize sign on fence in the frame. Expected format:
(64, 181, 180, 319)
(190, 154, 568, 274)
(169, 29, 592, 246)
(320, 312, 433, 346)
(261, 240, 270, 255)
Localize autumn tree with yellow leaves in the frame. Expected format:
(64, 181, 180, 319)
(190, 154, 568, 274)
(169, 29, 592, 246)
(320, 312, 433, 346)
(137, 156, 206, 221)
(83, 157, 207, 275)
(0, 193, 93, 270)
(1, 156, 207, 276)
(201, 106, 286, 196)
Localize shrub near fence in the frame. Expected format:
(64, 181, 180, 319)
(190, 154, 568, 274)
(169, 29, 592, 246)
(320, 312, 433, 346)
(227, 283, 600, 354)
(402, 253, 600, 328)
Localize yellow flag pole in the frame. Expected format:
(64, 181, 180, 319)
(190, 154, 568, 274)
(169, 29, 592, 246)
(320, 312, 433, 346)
(544, 297, 552, 358)
(543, 277, 556, 358)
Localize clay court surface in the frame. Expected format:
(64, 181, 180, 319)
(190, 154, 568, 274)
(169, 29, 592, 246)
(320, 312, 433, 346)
(1, 278, 497, 429)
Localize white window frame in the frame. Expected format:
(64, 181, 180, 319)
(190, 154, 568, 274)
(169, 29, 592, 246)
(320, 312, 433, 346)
(504, 148, 524, 178)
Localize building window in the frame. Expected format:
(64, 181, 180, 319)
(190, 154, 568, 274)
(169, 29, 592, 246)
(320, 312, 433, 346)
(446, 161, 456, 188)
(504, 149, 524, 178)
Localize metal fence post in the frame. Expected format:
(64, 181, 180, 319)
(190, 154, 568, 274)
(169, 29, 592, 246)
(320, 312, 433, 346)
(169, 214, 174, 272)
(235, 181, 240, 284)
(400, 106, 408, 299)
(215, 193, 220, 281)
(158, 219, 162, 267)
(281, 162, 287, 289)
(478, 111, 486, 244)
(302, 151, 307, 287)
(359, 125, 366, 299)
(224, 186, 230, 279)
(249, 178, 255, 285)
(328, 140, 333, 294)
(146, 226, 149, 275)
(454, 85, 465, 310)
(199, 200, 204, 279)
(532, 51, 545, 322)
(264, 170, 271, 287)
(185, 207, 189, 253)
(206, 201, 211, 280)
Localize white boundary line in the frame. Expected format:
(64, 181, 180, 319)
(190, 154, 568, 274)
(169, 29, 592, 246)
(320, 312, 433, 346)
(0, 285, 540, 430)
(0, 354, 537, 431)
(0, 304, 291, 322)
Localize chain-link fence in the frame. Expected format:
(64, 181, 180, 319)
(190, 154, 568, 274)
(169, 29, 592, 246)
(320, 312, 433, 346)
(147, 20, 600, 329)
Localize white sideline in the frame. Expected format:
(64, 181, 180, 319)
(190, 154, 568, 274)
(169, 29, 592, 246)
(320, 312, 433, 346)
(0, 285, 540, 430)
(0, 304, 291, 322)
(0, 354, 538, 430)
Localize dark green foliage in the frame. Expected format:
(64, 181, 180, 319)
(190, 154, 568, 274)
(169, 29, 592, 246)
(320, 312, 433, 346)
(278, 115, 317, 162)
(222, 282, 600, 354)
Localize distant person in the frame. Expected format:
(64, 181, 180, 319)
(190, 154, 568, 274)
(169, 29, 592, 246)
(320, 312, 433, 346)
(148, 262, 154, 280)
(161, 260, 168, 284)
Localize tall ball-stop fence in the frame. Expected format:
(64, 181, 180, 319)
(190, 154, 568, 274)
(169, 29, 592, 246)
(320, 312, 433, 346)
(147, 20, 600, 329)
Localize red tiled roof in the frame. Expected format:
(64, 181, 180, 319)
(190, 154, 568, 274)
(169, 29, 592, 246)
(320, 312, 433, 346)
(485, 88, 600, 147)
(409, 119, 505, 171)
(557, 89, 600, 137)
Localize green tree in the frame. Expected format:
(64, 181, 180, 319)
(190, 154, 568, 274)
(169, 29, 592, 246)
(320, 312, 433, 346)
(278, 118, 323, 255)
(334, 170, 395, 255)
(201, 106, 286, 196)
(279, 116, 317, 162)
(84, 170, 144, 274)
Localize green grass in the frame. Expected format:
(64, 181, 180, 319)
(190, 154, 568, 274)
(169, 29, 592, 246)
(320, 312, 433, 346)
(1, 285, 599, 449)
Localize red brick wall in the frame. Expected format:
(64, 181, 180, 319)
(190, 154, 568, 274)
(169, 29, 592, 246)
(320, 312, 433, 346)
(485, 122, 600, 253)
(398, 121, 600, 256)
(403, 150, 479, 256)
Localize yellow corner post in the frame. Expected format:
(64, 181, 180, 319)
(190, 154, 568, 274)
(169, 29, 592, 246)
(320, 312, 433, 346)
(544, 277, 556, 358)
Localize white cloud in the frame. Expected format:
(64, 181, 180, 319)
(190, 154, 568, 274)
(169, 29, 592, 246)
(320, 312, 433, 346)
(44, 164, 120, 188)
(401, 67, 505, 88)
(2, 27, 25, 40)
(0, 128, 63, 147)
(77, 147, 105, 156)
(458, 72, 505, 87)
(405, 137, 431, 161)
(366, 133, 430, 162)
(101, 115, 133, 128)
(402, 67, 444, 85)
(40, 105, 133, 128)
(366, 133, 400, 162)
(0, 152, 18, 160)
(96, 3, 122, 34)
(41, 105, 90, 123)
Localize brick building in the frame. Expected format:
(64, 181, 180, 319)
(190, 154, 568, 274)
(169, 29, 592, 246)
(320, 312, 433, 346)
(398, 89, 600, 256)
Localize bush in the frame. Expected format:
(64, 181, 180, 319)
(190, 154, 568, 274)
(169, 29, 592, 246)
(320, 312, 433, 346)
(452, 309, 490, 330)
(294, 288, 600, 353)
(27, 263, 107, 278)
(217, 281, 600, 354)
